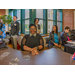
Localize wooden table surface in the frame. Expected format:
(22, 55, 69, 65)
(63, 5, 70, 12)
(0, 47, 74, 65)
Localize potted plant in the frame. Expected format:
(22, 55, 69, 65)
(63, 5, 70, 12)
(0, 15, 12, 31)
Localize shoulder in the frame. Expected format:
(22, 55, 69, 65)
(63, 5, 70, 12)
(50, 32, 53, 35)
(16, 21, 19, 24)
(24, 35, 29, 39)
(61, 31, 65, 35)
(36, 34, 42, 38)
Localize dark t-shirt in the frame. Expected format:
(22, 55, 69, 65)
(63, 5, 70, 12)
(21, 34, 44, 51)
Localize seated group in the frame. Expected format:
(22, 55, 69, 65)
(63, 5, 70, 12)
(0, 16, 72, 55)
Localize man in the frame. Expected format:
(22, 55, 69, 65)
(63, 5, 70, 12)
(61, 26, 71, 45)
(10, 16, 19, 49)
(34, 18, 41, 34)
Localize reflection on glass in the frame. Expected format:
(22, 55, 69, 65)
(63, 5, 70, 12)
(36, 9, 43, 18)
(48, 21, 53, 33)
(17, 10, 20, 20)
(25, 9, 29, 19)
(25, 20, 29, 34)
(48, 9, 53, 20)
(10, 11, 13, 19)
(57, 22, 62, 32)
(57, 10, 62, 21)
(38, 20, 43, 34)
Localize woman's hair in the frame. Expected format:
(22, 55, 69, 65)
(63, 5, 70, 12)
(0, 19, 3, 29)
(34, 18, 39, 24)
(29, 24, 36, 28)
(52, 25, 58, 34)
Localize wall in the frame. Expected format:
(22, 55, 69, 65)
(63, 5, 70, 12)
(0, 9, 6, 15)
(63, 9, 74, 30)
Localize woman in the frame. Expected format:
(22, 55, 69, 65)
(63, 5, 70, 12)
(0, 19, 6, 39)
(34, 18, 41, 34)
(48, 25, 62, 48)
(21, 24, 44, 55)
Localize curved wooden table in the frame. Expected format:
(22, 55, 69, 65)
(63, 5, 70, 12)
(0, 47, 74, 65)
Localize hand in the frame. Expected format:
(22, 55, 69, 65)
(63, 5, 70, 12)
(31, 48, 39, 55)
(70, 40, 72, 42)
(54, 43, 59, 47)
(58, 44, 61, 48)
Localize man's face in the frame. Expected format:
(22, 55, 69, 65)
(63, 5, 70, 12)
(13, 16, 17, 22)
(30, 26, 36, 34)
(65, 29, 70, 33)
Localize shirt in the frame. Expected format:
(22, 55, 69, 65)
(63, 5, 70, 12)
(0, 23, 6, 39)
(54, 33, 59, 44)
(21, 34, 44, 51)
(36, 24, 41, 33)
(30, 33, 36, 37)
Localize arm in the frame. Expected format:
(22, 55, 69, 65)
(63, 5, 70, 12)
(16, 22, 19, 35)
(62, 33, 68, 44)
(33, 36, 44, 51)
(49, 32, 55, 45)
(21, 36, 32, 52)
(37, 25, 41, 34)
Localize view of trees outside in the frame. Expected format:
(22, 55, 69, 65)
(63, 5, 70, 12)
(25, 20, 29, 34)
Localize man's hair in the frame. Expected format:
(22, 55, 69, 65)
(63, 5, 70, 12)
(65, 26, 70, 30)
(14, 16, 18, 19)
(29, 24, 36, 28)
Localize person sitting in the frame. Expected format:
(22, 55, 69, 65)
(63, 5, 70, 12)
(0, 19, 6, 39)
(61, 26, 72, 46)
(48, 25, 62, 48)
(21, 24, 44, 55)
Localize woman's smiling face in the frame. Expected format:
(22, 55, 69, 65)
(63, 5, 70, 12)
(30, 26, 36, 34)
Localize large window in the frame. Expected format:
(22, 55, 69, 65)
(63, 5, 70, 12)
(9, 9, 62, 34)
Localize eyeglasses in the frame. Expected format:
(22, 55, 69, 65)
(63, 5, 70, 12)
(30, 28, 36, 30)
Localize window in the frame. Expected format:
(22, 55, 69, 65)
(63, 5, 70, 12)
(9, 9, 62, 34)
(48, 9, 53, 20)
(36, 9, 43, 18)
(25, 9, 29, 19)
(57, 9, 62, 32)
(25, 20, 29, 34)
(47, 9, 53, 33)
(17, 9, 21, 20)
(48, 21, 53, 33)
(25, 9, 30, 34)
(36, 9, 43, 34)
(17, 9, 21, 33)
